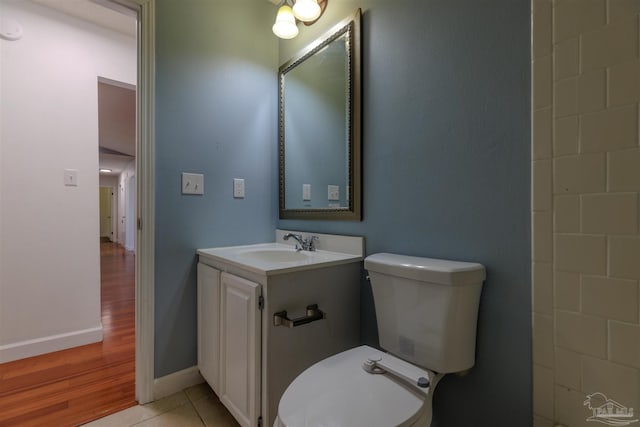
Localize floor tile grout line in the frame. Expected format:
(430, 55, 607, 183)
(190, 398, 207, 427)
(128, 391, 192, 427)
(84, 384, 230, 426)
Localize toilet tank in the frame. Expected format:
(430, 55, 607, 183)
(365, 253, 485, 374)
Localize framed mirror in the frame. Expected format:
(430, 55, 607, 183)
(278, 9, 361, 220)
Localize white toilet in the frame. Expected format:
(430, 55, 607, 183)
(274, 253, 486, 427)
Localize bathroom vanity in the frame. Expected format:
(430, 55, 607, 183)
(197, 230, 363, 427)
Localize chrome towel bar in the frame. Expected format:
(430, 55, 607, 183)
(273, 304, 325, 328)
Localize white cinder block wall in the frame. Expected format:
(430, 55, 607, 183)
(532, 1, 640, 426)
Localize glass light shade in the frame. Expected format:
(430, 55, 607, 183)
(272, 5, 299, 39)
(292, 0, 321, 22)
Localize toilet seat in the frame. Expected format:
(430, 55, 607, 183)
(275, 345, 434, 427)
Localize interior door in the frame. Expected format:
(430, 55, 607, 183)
(219, 272, 261, 427)
(99, 186, 112, 240)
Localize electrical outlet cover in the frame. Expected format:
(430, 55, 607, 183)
(233, 178, 245, 198)
(327, 185, 339, 201)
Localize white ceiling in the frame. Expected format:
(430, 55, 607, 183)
(31, 0, 137, 37)
(100, 152, 134, 173)
(98, 80, 135, 157)
(98, 80, 136, 175)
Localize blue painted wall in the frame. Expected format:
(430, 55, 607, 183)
(278, 1, 532, 426)
(154, 0, 278, 377)
(153, 0, 531, 424)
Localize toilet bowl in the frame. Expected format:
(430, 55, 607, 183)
(274, 253, 485, 427)
(274, 346, 443, 427)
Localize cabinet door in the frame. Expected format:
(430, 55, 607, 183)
(219, 273, 261, 427)
(197, 263, 220, 393)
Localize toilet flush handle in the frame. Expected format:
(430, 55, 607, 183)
(363, 356, 431, 393)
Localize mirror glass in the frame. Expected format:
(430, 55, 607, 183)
(279, 10, 361, 220)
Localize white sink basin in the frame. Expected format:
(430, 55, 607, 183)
(197, 242, 362, 276)
(237, 248, 309, 263)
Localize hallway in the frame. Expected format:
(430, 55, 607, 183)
(0, 242, 136, 426)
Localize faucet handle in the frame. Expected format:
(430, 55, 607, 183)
(283, 232, 318, 251)
(305, 235, 319, 251)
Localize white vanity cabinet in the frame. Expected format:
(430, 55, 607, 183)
(197, 230, 364, 427)
(198, 265, 261, 427)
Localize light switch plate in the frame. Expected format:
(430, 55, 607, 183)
(64, 169, 78, 186)
(303, 184, 311, 201)
(327, 185, 339, 201)
(182, 172, 204, 195)
(233, 178, 245, 198)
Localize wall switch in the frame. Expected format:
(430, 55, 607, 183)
(64, 169, 78, 186)
(233, 178, 245, 198)
(182, 172, 204, 195)
(303, 184, 311, 201)
(327, 185, 339, 201)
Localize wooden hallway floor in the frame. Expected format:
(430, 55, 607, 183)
(0, 242, 136, 426)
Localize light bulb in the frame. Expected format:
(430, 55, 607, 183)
(272, 5, 299, 39)
(292, 0, 321, 22)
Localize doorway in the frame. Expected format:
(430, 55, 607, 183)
(99, 186, 114, 242)
(98, 76, 137, 250)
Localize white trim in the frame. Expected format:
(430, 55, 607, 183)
(98, 76, 136, 91)
(125, 175, 136, 251)
(111, 185, 117, 242)
(0, 326, 103, 364)
(131, 0, 155, 405)
(91, 0, 139, 18)
(153, 366, 204, 400)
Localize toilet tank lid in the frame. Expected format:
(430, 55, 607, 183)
(364, 253, 486, 285)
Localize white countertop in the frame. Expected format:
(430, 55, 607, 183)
(197, 243, 362, 276)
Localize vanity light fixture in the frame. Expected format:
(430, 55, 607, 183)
(272, 4, 298, 39)
(272, 0, 328, 39)
(292, 0, 322, 22)
(99, 168, 112, 173)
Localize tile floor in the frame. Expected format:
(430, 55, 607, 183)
(82, 383, 239, 427)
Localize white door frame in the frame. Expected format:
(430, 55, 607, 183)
(125, 175, 136, 251)
(107, 0, 155, 404)
(98, 185, 116, 241)
(111, 186, 117, 243)
(132, 0, 155, 404)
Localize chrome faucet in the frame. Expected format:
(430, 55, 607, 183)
(283, 233, 318, 251)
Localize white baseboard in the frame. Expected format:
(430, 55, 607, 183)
(0, 325, 103, 363)
(153, 366, 203, 400)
